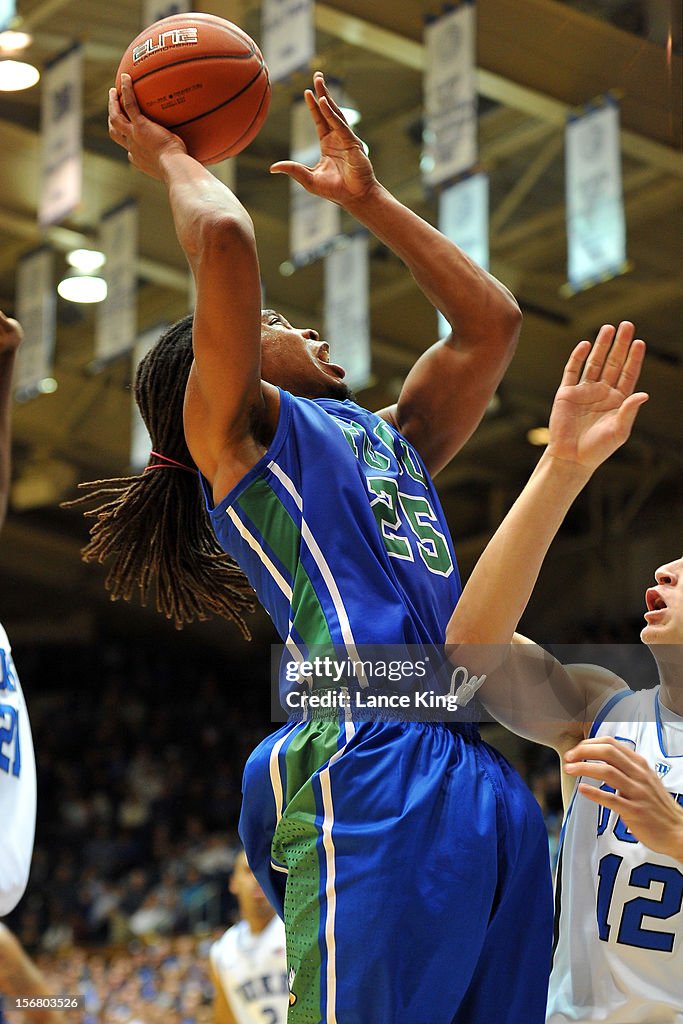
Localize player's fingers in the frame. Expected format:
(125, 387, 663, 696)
(560, 340, 592, 387)
(314, 73, 349, 124)
(270, 161, 316, 189)
(303, 88, 329, 137)
(565, 737, 648, 775)
(318, 95, 353, 132)
(599, 321, 635, 387)
(580, 324, 616, 382)
(615, 392, 649, 438)
(119, 73, 142, 120)
(565, 762, 637, 796)
(576, 784, 630, 816)
(617, 338, 646, 396)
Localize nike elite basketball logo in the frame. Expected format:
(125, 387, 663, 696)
(655, 761, 672, 778)
(133, 29, 198, 63)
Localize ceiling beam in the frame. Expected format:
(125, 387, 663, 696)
(315, 3, 683, 179)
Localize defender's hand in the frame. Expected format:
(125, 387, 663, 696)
(0, 311, 23, 354)
(565, 735, 683, 861)
(546, 322, 648, 473)
(109, 74, 187, 180)
(270, 71, 376, 206)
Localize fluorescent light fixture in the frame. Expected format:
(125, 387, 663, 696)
(67, 249, 106, 273)
(0, 58, 38, 90)
(0, 30, 32, 51)
(57, 270, 107, 304)
(526, 426, 550, 447)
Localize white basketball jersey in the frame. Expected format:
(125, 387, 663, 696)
(0, 622, 36, 916)
(548, 687, 683, 1023)
(210, 914, 288, 1024)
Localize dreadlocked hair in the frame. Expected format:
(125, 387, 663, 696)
(62, 314, 257, 636)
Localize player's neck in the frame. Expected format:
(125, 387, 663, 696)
(244, 910, 275, 935)
(655, 654, 683, 716)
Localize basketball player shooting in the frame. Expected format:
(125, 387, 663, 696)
(74, 69, 555, 1023)
(447, 323, 683, 1021)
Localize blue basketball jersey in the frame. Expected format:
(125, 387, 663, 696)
(202, 390, 461, 657)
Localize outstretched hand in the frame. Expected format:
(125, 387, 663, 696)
(270, 71, 377, 207)
(0, 311, 23, 355)
(108, 74, 187, 180)
(547, 322, 648, 473)
(565, 736, 683, 861)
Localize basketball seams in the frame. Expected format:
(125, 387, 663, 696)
(204, 77, 271, 163)
(170, 66, 268, 131)
(131, 50, 261, 86)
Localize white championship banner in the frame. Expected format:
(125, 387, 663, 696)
(130, 325, 168, 471)
(14, 247, 56, 400)
(423, 2, 477, 188)
(565, 98, 627, 292)
(142, 0, 190, 25)
(38, 45, 83, 227)
(324, 234, 370, 393)
(261, 0, 314, 84)
(95, 202, 138, 364)
(438, 172, 489, 335)
(289, 97, 340, 265)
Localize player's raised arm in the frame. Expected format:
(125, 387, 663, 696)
(271, 71, 521, 477)
(446, 323, 648, 748)
(110, 76, 264, 476)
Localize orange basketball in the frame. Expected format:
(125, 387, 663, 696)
(116, 13, 271, 165)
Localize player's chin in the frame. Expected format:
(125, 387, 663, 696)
(321, 376, 351, 401)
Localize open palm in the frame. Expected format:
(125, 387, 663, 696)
(547, 322, 648, 471)
(270, 71, 376, 205)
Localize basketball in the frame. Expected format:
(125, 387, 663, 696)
(115, 13, 271, 165)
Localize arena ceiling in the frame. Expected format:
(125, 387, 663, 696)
(0, 0, 681, 650)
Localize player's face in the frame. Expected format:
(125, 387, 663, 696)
(260, 310, 350, 400)
(230, 853, 273, 920)
(641, 554, 683, 645)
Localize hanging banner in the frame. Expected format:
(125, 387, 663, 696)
(289, 98, 340, 265)
(0, 1, 16, 31)
(438, 172, 489, 335)
(565, 98, 627, 292)
(422, 3, 477, 188)
(14, 248, 56, 400)
(38, 45, 83, 227)
(130, 324, 167, 470)
(142, 0, 190, 25)
(324, 235, 370, 392)
(261, 0, 314, 84)
(95, 201, 138, 363)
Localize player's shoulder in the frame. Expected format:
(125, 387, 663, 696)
(209, 919, 244, 965)
(587, 679, 657, 738)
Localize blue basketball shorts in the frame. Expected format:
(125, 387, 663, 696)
(240, 716, 553, 1024)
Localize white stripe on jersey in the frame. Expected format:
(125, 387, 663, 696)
(548, 687, 683, 1023)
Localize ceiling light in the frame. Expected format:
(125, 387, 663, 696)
(67, 248, 106, 273)
(57, 270, 107, 304)
(526, 426, 550, 447)
(0, 29, 32, 51)
(0, 58, 39, 90)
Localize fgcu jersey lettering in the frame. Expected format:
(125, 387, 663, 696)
(210, 915, 289, 1024)
(203, 392, 461, 687)
(0, 622, 36, 916)
(549, 688, 683, 1023)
